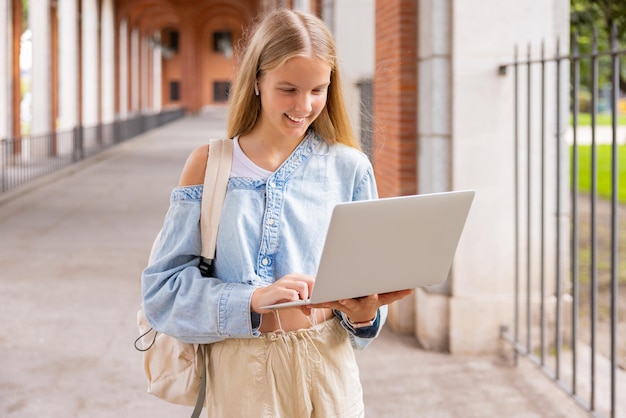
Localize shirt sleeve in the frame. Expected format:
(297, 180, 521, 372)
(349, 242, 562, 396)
(335, 306, 388, 350)
(352, 163, 379, 202)
(141, 186, 260, 344)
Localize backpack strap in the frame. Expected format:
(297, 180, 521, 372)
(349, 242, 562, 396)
(193, 139, 232, 417)
(198, 139, 233, 277)
(190, 345, 207, 418)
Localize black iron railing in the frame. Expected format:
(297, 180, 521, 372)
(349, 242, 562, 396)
(1, 108, 185, 193)
(498, 26, 624, 418)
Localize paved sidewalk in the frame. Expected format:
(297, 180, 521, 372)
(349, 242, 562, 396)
(565, 125, 626, 145)
(0, 108, 589, 418)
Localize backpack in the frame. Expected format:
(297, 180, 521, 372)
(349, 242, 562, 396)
(134, 139, 233, 418)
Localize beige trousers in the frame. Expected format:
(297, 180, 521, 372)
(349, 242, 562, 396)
(205, 318, 365, 418)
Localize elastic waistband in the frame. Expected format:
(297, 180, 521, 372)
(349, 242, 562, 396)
(261, 316, 340, 341)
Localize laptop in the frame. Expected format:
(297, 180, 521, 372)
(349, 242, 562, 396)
(260, 190, 475, 310)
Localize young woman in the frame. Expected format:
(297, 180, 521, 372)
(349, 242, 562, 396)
(142, 8, 412, 417)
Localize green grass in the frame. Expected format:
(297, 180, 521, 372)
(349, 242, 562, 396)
(570, 113, 626, 126)
(571, 144, 626, 203)
(571, 145, 626, 291)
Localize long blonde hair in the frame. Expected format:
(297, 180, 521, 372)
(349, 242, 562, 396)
(227, 9, 359, 150)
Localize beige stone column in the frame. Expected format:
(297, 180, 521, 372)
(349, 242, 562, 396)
(441, 0, 569, 354)
(81, 0, 99, 127)
(0, 0, 9, 138)
(130, 27, 140, 113)
(413, 0, 453, 351)
(141, 34, 149, 111)
(118, 19, 129, 118)
(100, 0, 115, 123)
(151, 32, 162, 113)
(30, 0, 51, 136)
(292, 0, 310, 11)
(58, 0, 78, 130)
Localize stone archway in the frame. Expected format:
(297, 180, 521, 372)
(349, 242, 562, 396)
(115, 0, 260, 113)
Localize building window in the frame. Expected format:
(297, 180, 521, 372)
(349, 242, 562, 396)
(169, 31, 179, 52)
(161, 28, 179, 52)
(213, 31, 233, 58)
(214, 81, 230, 102)
(170, 81, 181, 102)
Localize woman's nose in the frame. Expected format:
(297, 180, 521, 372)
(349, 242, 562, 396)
(294, 93, 313, 114)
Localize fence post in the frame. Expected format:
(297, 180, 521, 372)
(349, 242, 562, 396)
(113, 119, 120, 143)
(1, 138, 6, 193)
(73, 126, 84, 162)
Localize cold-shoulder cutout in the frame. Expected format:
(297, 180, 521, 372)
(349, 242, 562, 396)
(178, 145, 209, 186)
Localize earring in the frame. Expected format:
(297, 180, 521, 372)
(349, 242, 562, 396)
(254, 82, 260, 96)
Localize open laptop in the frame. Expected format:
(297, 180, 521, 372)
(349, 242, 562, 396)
(260, 190, 475, 310)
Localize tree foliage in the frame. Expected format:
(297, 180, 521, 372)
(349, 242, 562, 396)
(20, 0, 29, 33)
(571, 0, 626, 93)
(571, 0, 626, 41)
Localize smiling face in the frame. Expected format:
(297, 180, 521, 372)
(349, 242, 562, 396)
(256, 55, 332, 143)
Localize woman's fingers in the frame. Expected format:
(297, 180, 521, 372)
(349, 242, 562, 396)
(277, 273, 314, 301)
(250, 273, 316, 313)
(308, 289, 415, 322)
(377, 289, 414, 305)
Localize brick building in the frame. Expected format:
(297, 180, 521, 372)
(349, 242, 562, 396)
(0, 0, 570, 353)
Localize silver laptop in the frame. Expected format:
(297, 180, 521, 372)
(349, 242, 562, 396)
(260, 190, 475, 310)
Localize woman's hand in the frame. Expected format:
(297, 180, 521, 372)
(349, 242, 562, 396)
(310, 289, 414, 324)
(251, 273, 315, 314)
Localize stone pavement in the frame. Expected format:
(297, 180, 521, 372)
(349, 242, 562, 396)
(0, 107, 590, 418)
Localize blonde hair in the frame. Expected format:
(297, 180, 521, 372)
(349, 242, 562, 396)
(227, 9, 359, 150)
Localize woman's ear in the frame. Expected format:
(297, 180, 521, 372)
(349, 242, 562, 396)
(254, 82, 260, 96)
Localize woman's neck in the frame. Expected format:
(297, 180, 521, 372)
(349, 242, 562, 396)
(239, 125, 307, 172)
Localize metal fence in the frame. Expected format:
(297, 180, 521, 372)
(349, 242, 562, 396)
(1, 108, 185, 193)
(498, 27, 624, 418)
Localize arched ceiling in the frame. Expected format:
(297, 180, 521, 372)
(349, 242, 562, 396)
(115, 0, 260, 35)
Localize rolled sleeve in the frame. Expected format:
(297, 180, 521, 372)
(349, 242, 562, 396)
(217, 283, 260, 337)
(335, 305, 388, 350)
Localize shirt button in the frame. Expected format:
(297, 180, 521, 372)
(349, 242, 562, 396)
(261, 257, 269, 266)
(269, 180, 276, 188)
(268, 219, 275, 226)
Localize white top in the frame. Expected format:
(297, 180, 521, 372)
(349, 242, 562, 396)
(230, 136, 273, 180)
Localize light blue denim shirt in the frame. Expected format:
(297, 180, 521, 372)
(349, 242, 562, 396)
(142, 131, 387, 349)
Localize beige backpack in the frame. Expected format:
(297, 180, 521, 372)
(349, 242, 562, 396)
(135, 139, 233, 418)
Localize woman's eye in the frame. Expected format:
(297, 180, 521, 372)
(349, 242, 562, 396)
(280, 88, 296, 93)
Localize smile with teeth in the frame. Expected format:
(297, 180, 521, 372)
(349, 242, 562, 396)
(285, 114, 307, 123)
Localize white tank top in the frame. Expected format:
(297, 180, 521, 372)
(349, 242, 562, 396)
(231, 136, 273, 180)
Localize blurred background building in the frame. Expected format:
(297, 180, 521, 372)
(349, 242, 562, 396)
(0, 0, 569, 353)
(6, 1, 626, 416)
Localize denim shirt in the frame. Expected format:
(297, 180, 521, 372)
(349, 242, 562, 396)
(142, 131, 388, 349)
